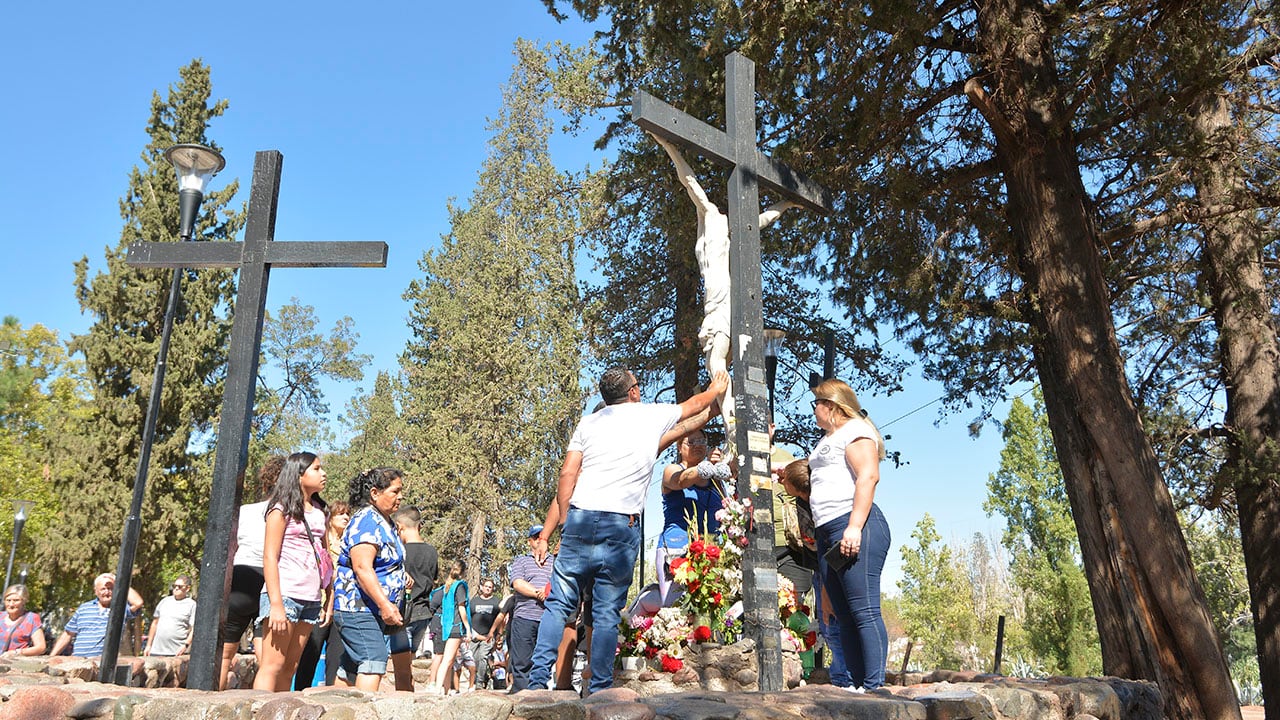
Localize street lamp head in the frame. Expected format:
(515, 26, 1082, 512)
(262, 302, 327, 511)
(12, 500, 33, 523)
(165, 144, 226, 194)
(164, 144, 226, 241)
(763, 328, 788, 358)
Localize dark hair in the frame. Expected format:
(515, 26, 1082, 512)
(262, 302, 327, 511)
(391, 506, 421, 528)
(264, 452, 322, 521)
(599, 367, 633, 405)
(257, 455, 287, 496)
(348, 467, 404, 510)
(450, 558, 467, 578)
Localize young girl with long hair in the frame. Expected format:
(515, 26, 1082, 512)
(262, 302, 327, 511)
(253, 452, 333, 691)
(428, 558, 472, 693)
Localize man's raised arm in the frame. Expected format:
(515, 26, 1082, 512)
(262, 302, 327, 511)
(677, 371, 730, 421)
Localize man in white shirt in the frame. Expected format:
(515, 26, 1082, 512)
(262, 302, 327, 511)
(527, 367, 727, 695)
(144, 575, 196, 656)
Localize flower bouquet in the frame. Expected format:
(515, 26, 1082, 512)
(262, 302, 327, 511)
(715, 495, 753, 558)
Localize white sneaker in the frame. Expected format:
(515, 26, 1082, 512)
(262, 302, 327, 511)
(841, 685, 866, 694)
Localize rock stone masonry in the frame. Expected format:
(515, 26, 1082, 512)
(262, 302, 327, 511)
(0, 654, 1171, 720)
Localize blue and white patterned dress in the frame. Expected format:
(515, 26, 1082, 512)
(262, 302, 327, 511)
(335, 506, 408, 613)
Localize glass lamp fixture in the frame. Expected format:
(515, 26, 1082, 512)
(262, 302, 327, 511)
(164, 144, 226, 240)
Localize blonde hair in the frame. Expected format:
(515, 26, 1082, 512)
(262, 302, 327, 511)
(812, 379, 887, 460)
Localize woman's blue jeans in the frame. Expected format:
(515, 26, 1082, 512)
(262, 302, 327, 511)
(816, 505, 890, 689)
(528, 508, 641, 693)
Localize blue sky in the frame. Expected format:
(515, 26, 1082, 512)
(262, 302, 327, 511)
(0, 0, 1015, 590)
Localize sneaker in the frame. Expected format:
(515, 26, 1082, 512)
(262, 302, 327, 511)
(841, 685, 866, 694)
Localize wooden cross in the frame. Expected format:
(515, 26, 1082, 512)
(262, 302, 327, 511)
(632, 52, 831, 692)
(118, 150, 387, 689)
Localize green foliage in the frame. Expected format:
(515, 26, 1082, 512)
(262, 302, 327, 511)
(50, 59, 246, 607)
(249, 298, 371, 466)
(0, 317, 87, 608)
(985, 392, 1102, 676)
(388, 41, 600, 579)
(327, 370, 406, 506)
(1182, 510, 1256, 681)
(897, 514, 979, 670)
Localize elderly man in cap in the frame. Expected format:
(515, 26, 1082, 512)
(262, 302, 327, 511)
(506, 524, 555, 691)
(51, 573, 145, 657)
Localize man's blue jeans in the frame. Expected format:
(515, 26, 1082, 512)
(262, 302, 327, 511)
(528, 508, 641, 693)
(816, 504, 890, 689)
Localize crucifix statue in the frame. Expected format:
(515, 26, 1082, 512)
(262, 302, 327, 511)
(649, 132, 798, 456)
(105, 150, 387, 690)
(634, 52, 831, 691)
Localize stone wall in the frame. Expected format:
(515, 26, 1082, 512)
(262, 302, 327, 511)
(0, 652, 1170, 720)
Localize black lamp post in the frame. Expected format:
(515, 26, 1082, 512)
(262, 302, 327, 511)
(100, 144, 225, 684)
(3, 500, 34, 591)
(763, 328, 787, 422)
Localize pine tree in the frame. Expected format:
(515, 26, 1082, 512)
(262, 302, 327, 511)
(397, 41, 601, 583)
(327, 369, 406, 505)
(51, 60, 245, 605)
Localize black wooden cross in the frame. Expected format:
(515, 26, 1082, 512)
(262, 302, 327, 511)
(115, 151, 387, 690)
(632, 52, 831, 692)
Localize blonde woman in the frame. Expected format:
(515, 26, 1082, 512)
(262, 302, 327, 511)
(0, 585, 45, 657)
(808, 379, 889, 691)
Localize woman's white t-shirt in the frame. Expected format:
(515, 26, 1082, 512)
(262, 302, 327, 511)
(808, 417, 880, 527)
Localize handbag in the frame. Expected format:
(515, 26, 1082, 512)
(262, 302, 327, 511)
(299, 510, 335, 589)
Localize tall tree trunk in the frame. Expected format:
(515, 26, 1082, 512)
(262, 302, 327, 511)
(466, 509, 487, 589)
(672, 220, 704, 401)
(1193, 91, 1280, 716)
(973, 1, 1240, 717)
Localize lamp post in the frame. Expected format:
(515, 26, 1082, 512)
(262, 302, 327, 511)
(16, 563, 29, 587)
(3, 500, 34, 591)
(763, 328, 787, 422)
(100, 144, 225, 684)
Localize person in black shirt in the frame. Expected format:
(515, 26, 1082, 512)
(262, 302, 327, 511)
(392, 508, 438, 661)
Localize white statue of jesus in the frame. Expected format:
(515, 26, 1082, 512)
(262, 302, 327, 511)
(651, 132, 796, 444)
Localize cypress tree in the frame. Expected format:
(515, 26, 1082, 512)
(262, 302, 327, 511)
(50, 60, 245, 604)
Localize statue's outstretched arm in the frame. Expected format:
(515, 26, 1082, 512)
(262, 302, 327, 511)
(758, 199, 799, 229)
(650, 132, 720, 216)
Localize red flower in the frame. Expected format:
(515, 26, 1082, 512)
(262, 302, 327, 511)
(713, 592, 723, 605)
(687, 579, 701, 593)
(692, 625, 712, 642)
(644, 646, 659, 658)
(804, 631, 818, 649)
(705, 544, 722, 561)
(670, 556, 688, 572)
(660, 653, 684, 673)
(689, 539, 706, 556)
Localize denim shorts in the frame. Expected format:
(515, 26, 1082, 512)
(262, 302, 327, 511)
(258, 594, 322, 624)
(335, 610, 390, 677)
